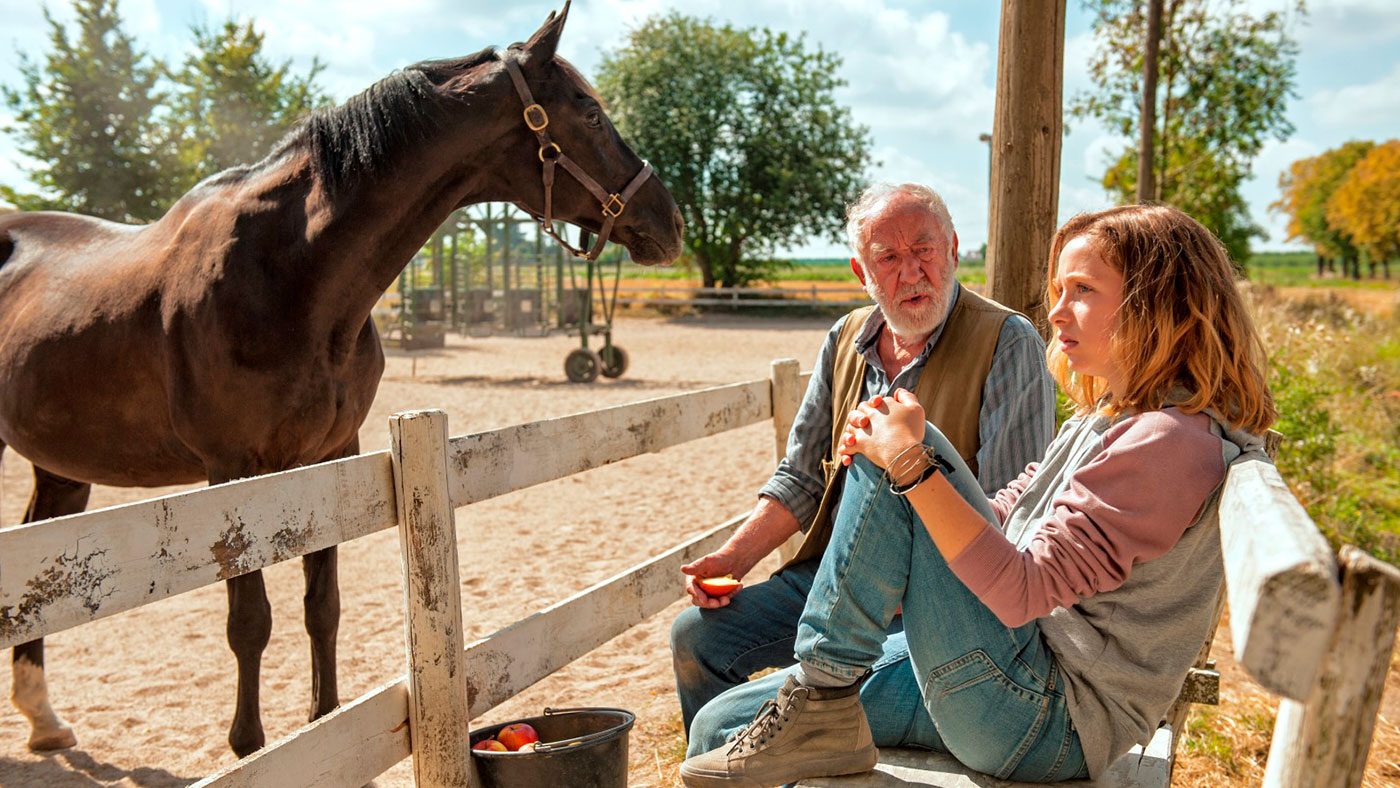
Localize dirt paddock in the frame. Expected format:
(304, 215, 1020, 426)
(0, 309, 1395, 787)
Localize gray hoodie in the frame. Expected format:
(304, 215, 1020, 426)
(949, 405, 1266, 778)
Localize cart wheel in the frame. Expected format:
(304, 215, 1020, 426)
(565, 348, 602, 383)
(600, 345, 629, 379)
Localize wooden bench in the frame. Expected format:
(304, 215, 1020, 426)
(792, 420, 1400, 787)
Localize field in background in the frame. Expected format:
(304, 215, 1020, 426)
(621, 251, 1394, 292)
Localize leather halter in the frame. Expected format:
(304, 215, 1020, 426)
(499, 53, 654, 261)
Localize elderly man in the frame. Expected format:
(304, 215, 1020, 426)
(670, 182, 1055, 755)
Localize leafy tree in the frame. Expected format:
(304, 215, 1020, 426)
(1328, 140, 1400, 278)
(1, 0, 180, 221)
(597, 14, 873, 288)
(1071, 0, 1302, 265)
(166, 19, 330, 188)
(1274, 140, 1373, 276)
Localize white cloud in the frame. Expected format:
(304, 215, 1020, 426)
(1294, 0, 1400, 49)
(1081, 131, 1130, 180)
(1307, 61, 1400, 135)
(1062, 28, 1097, 99)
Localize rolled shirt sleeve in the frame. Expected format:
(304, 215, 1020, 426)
(757, 315, 846, 527)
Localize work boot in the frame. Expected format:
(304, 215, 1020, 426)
(680, 674, 878, 788)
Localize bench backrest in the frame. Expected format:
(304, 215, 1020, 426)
(1217, 451, 1400, 788)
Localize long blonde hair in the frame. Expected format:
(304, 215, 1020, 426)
(1046, 204, 1276, 434)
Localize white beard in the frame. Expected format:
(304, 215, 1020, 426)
(865, 277, 952, 339)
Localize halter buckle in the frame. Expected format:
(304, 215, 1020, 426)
(601, 194, 625, 218)
(523, 104, 549, 131)
(538, 142, 561, 162)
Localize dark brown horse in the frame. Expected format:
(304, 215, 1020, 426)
(0, 4, 681, 757)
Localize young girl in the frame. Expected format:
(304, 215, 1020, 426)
(680, 204, 1276, 787)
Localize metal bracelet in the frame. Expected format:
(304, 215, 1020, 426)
(889, 447, 954, 496)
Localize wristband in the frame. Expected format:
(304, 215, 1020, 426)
(889, 446, 954, 496)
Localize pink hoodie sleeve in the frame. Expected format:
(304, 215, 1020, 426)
(948, 410, 1226, 628)
(988, 462, 1039, 525)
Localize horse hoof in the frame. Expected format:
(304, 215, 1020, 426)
(28, 726, 76, 751)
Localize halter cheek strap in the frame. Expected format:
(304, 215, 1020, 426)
(499, 54, 654, 262)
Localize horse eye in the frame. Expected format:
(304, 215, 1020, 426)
(585, 109, 602, 128)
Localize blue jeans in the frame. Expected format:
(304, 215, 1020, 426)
(688, 424, 1088, 783)
(671, 561, 913, 735)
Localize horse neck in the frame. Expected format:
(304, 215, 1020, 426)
(296, 79, 519, 331)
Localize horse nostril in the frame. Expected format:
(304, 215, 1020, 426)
(672, 209, 685, 238)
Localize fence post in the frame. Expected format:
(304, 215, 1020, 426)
(770, 359, 805, 565)
(390, 409, 472, 788)
(1263, 545, 1400, 788)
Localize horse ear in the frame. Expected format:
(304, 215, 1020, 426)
(524, 1, 570, 67)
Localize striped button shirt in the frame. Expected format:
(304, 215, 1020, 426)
(759, 283, 1056, 525)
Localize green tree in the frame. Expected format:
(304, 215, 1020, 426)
(1071, 0, 1303, 265)
(597, 14, 873, 288)
(1, 0, 180, 221)
(167, 19, 329, 188)
(1274, 140, 1373, 276)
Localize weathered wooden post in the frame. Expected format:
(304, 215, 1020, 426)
(986, 0, 1067, 331)
(1263, 546, 1400, 788)
(770, 358, 805, 565)
(390, 409, 472, 788)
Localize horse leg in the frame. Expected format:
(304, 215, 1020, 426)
(303, 546, 339, 721)
(11, 465, 90, 751)
(304, 439, 354, 722)
(226, 569, 272, 757)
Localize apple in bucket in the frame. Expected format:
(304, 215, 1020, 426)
(472, 738, 508, 752)
(497, 722, 541, 751)
(696, 575, 741, 597)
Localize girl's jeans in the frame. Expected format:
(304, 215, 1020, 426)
(687, 423, 1088, 782)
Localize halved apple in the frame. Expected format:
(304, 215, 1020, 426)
(696, 575, 741, 597)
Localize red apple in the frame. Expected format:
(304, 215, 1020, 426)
(472, 738, 508, 752)
(696, 575, 741, 597)
(497, 722, 540, 751)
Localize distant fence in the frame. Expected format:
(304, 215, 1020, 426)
(613, 283, 871, 309)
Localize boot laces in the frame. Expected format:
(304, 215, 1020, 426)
(728, 694, 795, 754)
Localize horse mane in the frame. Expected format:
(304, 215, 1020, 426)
(272, 45, 501, 195)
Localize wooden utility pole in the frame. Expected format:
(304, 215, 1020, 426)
(1137, 0, 1164, 203)
(986, 0, 1067, 332)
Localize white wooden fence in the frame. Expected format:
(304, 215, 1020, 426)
(0, 360, 808, 788)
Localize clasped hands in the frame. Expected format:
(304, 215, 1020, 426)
(838, 388, 932, 486)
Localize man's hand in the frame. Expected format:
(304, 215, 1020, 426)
(678, 497, 802, 608)
(681, 552, 746, 608)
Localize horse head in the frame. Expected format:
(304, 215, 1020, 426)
(503, 4, 683, 265)
(419, 3, 683, 266)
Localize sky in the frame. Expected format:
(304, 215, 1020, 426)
(1, 0, 1397, 258)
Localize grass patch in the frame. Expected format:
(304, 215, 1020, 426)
(1251, 288, 1400, 563)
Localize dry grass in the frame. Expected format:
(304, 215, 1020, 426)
(1173, 612, 1400, 788)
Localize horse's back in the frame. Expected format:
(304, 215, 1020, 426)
(0, 210, 208, 485)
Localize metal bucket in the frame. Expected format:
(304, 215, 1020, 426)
(470, 706, 635, 788)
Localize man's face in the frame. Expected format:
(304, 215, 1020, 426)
(850, 197, 959, 339)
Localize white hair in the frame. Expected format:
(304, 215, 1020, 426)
(844, 183, 956, 264)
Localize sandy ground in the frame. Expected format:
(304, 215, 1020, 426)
(1, 308, 1397, 788)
